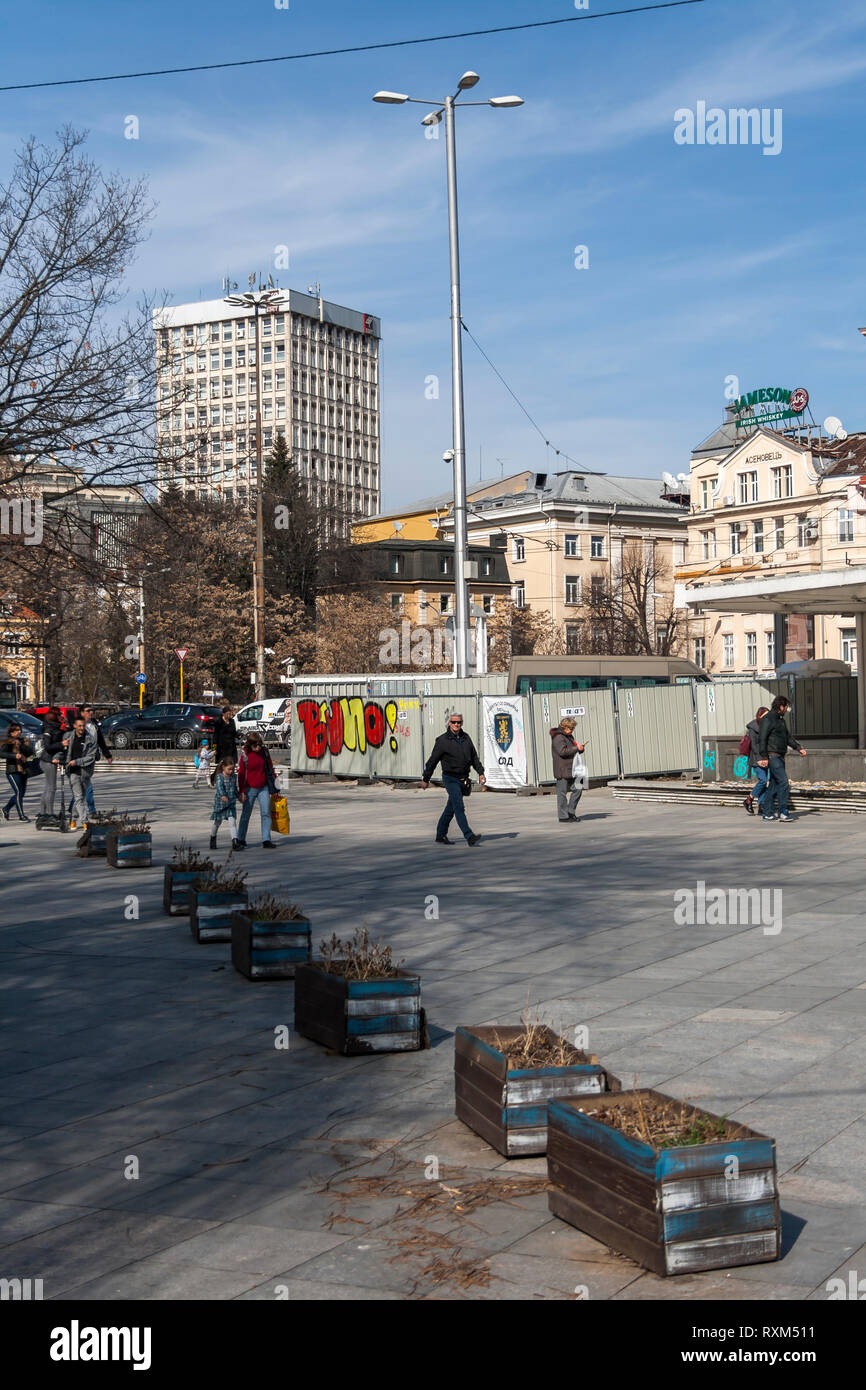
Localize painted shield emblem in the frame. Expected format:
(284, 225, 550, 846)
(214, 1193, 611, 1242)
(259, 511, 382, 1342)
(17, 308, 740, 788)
(495, 712, 513, 753)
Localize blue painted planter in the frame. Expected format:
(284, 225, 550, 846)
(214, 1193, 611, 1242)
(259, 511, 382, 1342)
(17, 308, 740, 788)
(231, 913, 312, 980)
(189, 889, 249, 943)
(87, 821, 122, 856)
(106, 830, 152, 868)
(547, 1089, 781, 1276)
(455, 1025, 619, 1157)
(294, 964, 424, 1054)
(164, 865, 207, 916)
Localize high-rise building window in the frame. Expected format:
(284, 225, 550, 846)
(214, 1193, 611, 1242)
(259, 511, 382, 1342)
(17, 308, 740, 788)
(564, 534, 579, 557)
(590, 535, 605, 558)
(565, 575, 581, 606)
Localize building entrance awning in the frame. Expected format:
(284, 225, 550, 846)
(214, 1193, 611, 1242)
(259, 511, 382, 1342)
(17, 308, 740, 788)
(676, 567, 866, 746)
(678, 566, 866, 615)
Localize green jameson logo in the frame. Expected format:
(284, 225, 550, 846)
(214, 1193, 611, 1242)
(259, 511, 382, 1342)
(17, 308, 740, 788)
(733, 386, 809, 429)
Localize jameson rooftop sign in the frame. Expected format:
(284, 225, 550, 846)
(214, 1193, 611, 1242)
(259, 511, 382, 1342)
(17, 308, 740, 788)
(733, 386, 809, 429)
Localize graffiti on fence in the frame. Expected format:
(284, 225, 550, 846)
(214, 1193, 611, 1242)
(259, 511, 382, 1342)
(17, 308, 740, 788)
(297, 697, 417, 759)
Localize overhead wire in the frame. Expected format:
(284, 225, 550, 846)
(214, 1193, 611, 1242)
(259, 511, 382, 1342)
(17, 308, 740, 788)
(0, 1, 706, 92)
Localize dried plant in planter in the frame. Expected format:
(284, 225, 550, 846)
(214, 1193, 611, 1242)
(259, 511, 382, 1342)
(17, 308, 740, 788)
(247, 890, 305, 921)
(318, 927, 403, 980)
(197, 859, 249, 895)
(492, 1001, 591, 1069)
(90, 807, 125, 826)
(121, 813, 151, 834)
(172, 839, 215, 871)
(586, 1092, 745, 1151)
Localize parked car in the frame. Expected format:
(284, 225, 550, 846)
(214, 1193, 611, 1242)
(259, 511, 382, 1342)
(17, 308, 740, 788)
(104, 703, 222, 750)
(28, 704, 79, 730)
(235, 697, 291, 747)
(0, 709, 43, 738)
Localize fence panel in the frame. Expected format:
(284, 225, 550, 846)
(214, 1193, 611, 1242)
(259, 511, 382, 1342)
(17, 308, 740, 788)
(528, 688, 619, 782)
(616, 683, 698, 776)
(420, 694, 483, 777)
(793, 677, 857, 738)
(292, 690, 424, 779)
(695, 679, 785, 740)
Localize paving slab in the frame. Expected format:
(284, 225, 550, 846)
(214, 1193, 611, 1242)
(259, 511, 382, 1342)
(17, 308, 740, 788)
(2, 773, 864, 1301)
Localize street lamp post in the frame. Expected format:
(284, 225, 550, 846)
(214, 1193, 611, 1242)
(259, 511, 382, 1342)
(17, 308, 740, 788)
(373, 74, 523, 677)
(225, 285, 285, 699)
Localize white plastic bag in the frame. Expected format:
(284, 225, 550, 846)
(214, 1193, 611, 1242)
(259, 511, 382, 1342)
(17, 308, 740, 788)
(571, 749, 589, 790)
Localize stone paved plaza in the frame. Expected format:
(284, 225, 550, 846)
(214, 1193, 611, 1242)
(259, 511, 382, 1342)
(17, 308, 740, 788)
(1, 771, 864, 1300)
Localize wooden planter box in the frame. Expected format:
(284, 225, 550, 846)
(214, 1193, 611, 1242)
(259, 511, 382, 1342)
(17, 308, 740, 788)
(85, 822, 122, 857)
(106, 830, 152, 868)
(163, 865, 205, 916)
(231, 912, 312, 980)
(189, 889, 249, 943)
(547, 1090, 781, 1277)
(294, 964, 423, 1054)
(455, 1025, 620, 1157)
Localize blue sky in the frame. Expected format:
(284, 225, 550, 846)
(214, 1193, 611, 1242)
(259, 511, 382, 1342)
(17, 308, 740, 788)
(3, 0, 866, 508)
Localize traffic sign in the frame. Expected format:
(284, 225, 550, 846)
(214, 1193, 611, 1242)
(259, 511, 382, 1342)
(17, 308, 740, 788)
(135, 674, 147, 684)
(174, 647, 189, 662)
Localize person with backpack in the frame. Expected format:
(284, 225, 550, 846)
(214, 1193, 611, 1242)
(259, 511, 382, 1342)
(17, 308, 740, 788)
(1, 721, 36, 821)
(742, 705, 770, 816)
(193, 738, 213, 788)
(236, 731, 279, 849)
(755, 695, 807, 823)
(550, 716, 587, 823)
(420, 712, 486, 845)
(37, 706, 67, 818)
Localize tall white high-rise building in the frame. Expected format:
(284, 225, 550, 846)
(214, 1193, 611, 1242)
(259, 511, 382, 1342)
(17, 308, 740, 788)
(153, 289, 381, 522)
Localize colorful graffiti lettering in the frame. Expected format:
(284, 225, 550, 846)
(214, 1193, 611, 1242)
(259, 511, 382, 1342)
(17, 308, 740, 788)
(733, 755, 749, 778)
(703, 748, 716, 771)
(297, 698, 401, 758)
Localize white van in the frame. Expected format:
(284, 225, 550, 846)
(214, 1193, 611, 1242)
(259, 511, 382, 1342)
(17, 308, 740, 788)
(234, 697, 291, 746)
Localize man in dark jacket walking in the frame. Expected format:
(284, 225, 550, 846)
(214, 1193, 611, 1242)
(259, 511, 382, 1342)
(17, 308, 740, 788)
(214, 706, 239, 765)
(550, 717, 587, 822)
(421, 713, 485, 845)
(756, 695, 806, 822)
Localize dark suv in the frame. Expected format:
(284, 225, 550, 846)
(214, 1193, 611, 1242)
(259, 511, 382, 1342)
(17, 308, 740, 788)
(103, 704, 222, 750)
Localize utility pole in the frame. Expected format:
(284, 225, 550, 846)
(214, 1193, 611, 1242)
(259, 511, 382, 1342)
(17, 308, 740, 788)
(138, 574, 146, 710)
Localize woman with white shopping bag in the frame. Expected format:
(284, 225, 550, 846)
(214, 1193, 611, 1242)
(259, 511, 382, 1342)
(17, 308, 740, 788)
(549, 717, 587, 823)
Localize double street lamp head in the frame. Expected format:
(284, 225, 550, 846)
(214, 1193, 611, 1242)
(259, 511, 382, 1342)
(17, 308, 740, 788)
(373, 75, 523, 118)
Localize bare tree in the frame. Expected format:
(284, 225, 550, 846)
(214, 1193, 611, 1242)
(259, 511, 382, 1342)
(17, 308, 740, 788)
(578, 540, 683, 654)
(0, 127, 168, 484)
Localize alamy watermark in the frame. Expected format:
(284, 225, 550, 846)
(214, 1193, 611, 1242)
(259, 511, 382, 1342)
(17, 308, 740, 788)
(674, 880, 782, 936)
(674, 103, 782, 157)
(0, 494, 43, 545)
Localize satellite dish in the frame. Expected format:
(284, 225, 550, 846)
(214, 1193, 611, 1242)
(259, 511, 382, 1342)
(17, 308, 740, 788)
(676, 472, 690, 485)
(824, 416, 846, 440)
(662, 472, 677, 488)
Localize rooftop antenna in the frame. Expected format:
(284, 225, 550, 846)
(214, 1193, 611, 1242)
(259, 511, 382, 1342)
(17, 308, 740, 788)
(823, 415, 847, 441)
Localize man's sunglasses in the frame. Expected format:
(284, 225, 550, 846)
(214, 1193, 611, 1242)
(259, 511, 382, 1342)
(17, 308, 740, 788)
(449, 719, 463, 725)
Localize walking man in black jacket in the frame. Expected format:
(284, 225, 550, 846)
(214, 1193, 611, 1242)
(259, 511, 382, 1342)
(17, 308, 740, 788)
(421, 712, 485, 845)
(756, 695, 806, 822)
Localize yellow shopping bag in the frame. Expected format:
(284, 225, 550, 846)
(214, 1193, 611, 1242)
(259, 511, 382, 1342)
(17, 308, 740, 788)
(270, 793, 290, 835)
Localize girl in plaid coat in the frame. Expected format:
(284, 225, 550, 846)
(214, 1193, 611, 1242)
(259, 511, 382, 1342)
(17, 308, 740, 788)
(210, 757, 239, 850)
